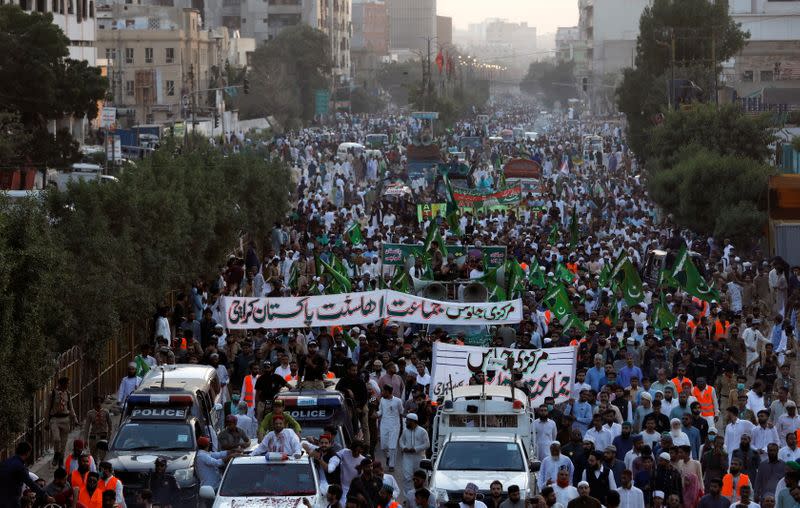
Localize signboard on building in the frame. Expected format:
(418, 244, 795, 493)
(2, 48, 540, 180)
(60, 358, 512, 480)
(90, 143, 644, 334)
(315, 89, 330, 116)
(411, 111, 439, 120)
(100, 107, 117, 128)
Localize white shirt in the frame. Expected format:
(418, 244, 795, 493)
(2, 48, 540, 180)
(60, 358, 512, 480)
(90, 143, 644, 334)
(460, 502, 488, 508)
(534, 418, 558, 460)
(235, 414, 258, 439)
(729, 502, 759, 508)
(746, 391, 767, 414)
(582, 465, 617, 490)
(725, 419, 755, 458)
(776, 414, 800, 446)
(778, 445, 800, 463)
(117, 376, 141, 404)
(398, 425, 430, 456)
(617, 486, 645, 508)
(553, 485, 579, 506)
(252, 429, 301, 456)
(585, 427, 614, 452)
(538, 454, 574, 489)
(751, 424, 780, 456)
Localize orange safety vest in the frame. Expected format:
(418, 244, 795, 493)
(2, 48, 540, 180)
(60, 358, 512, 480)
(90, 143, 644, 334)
(692, 385, 715, 417)
(672, 376, 693, 393)
(179, 337, 187, 350)
(325, 371, 335, 379)
(77, 486, 104, 508)
(99, 475, 118, 494)
(566, 262, 578, 274)
(71, 470, 89, 491)
(714, 320, 730, 340)
(543, 310, 552, 325)
(693, 297, 710, 317)
(243, 375, 256, 407)
(721, 473, 750, 498)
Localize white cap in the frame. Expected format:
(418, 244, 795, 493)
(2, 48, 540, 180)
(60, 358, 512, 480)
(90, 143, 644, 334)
(653, 491, 665, 499)
(406, 413, 419, 422)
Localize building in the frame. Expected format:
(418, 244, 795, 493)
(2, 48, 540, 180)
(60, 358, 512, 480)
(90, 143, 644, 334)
(555, 26, 580, 63)
(387, 0, 436, 52)
(578, 0, 650, 77)
(436, 15, 451, 47)
(12, 0, 98, 141)
(726, 0, 800, 109)
(351, 0, 387, 86)
(96, 4, 229, 126)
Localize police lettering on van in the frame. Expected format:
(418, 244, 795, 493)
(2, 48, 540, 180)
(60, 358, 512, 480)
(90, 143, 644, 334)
(130, 407, 188, 419)
(287, 409, 333, 420)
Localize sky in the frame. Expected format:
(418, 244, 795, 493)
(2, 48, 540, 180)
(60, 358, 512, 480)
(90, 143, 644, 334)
(436, 0, 579, 34)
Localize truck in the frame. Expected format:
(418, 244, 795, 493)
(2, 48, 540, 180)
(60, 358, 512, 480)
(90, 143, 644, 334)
(768, 175, 800, 266)
(421, 385, 539, 506)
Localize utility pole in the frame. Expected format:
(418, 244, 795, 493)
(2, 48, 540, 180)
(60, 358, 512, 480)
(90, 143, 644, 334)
(711, 26, 718, 106)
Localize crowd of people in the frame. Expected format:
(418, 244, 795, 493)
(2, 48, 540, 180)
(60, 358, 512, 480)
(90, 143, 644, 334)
(3, 101, 800, 508)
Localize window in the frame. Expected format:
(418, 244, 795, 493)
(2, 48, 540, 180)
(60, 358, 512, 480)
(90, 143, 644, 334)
(125, 47, 134, 64)
(741, 70, 753, 82)
(760, 70, 774, 82)
(145, 47, 153, 64)
(165, 47, 174, 63)
(125, 80, 134, 96)
(166, 80, 175, 96)
(105, 48, 116, 61)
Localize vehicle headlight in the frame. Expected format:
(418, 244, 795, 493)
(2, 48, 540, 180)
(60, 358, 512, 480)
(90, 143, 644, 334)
(173, 467, 196, 486)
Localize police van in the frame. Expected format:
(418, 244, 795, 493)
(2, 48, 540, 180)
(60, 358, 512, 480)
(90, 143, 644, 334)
(107, 391, 205, 506)
(275, 390, 355, 449)
(134, 364, 224, 444)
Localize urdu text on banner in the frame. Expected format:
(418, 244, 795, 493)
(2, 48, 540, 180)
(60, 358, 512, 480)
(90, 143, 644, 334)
(430, 342, 578, 406)
(222, 290, 523, 329)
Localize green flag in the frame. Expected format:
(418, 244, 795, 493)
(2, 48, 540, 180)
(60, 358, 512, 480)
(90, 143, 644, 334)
(528, 258, 546, 288)
(610, 251, 630, 282)
(480, 264, 507, 302)
(653, 292, 677, 330)
(506, 259, 526, 298)
(423, 219, 448, 258)
(548, 223, 559, 245)
(442, 172, 462, 237)
(320, 256, 352, 294)
(599, 264, 611, 288)
(556, 263, 575, 284)
(621, 261, 645, 306)
(344, 222, 364, 245)
(135, 355, 150, 377)
(288, 263, 299, 290)
(658, 268, 680, 289)
(390, 266, 411, 293)
(544, 284, 574, 323)
(569, 206, 579, 250)
(563, 314, 588, 334)
(609, 297, 620, 326)
(672, 246, 720, 302)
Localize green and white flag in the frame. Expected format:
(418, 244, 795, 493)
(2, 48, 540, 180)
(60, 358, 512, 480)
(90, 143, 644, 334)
(544, 284, 574, 323)
(653, 292, 677, 330)
(621, 261, 645, 306)
(672, 246, 720, 302)
(344, 222, 364, 245)
(528, 258, 546, 289)
(135, 355, 150, 377)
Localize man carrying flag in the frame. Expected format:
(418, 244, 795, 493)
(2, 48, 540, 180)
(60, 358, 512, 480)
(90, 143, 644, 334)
(344, 222, 364, 245)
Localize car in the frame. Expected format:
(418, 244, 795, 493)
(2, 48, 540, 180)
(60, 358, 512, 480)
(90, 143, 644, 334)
(275, 390, 355, 449)
(200, 453, 326, 507)
(107, 392, 203, 506)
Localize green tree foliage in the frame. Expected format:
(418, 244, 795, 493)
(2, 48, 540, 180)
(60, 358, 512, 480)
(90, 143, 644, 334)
(0, 196, 60, 441)
(519, 61, 576, 107)
(0, 5, 107, 169)
(616, 0, 748, 154)
(0, 145, 291, 442)
(646, 104, 774, 171)
(377, 61, 421, 106)
(349, 88, 386, 114)
(43, 145, 292, 351)
(649, 148, 774, 246)
(239, 25, 331, 127)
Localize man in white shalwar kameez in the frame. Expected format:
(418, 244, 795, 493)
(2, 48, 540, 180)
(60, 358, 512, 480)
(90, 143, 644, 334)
(117, 363, 141, 405)
(398, 413, 429, 495)
(377, 384, 404, 471)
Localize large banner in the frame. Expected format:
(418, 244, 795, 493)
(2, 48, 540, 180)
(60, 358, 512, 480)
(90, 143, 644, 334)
(452, 185, 522, 209)
(381, 244, 506, 268)
(223, 290, 523, 329)
(430, 343, 578, 406)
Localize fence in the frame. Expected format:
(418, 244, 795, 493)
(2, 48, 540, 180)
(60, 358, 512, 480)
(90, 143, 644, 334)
(1, 321, 143, 462)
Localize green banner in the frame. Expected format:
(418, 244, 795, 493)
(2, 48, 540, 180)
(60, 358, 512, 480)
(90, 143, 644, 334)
(382, 243, 506, 269)
(417, 203, 447, 222)
(452, 185, 522, 209)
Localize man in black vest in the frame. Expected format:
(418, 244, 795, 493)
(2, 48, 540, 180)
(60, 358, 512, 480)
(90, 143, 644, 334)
(580, 451, 615, 505)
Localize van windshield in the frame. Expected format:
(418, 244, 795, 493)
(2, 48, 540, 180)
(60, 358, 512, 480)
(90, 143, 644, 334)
(438, 442, 524, 471)
(112, 422, 194, 451)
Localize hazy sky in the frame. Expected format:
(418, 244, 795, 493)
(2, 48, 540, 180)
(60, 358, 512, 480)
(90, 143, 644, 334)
(437, 0, 579, 34)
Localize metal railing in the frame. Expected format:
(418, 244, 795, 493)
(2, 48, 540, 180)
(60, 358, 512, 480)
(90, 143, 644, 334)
(0, 321, 144, 462)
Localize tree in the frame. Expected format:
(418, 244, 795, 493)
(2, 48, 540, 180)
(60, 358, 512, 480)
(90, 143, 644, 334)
(239, 25, 331, 126)
(0, 6, 107, 169)
(649, 148, 774, 247)
(616, 0, 748, 154)
(349, 88, 385, 114)
(377, 61, 421, 106)
(520, 60, 576, 107)
(646, 104, 774, 171)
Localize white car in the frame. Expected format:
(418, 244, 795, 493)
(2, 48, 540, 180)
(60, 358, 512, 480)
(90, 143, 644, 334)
(200, 453, 326, 507)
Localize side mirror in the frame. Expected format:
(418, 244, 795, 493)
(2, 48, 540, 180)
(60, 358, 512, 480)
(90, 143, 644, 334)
(529, 460, 541, 473)
(419, 459, 433, 471)
(199, 485, 216, 499)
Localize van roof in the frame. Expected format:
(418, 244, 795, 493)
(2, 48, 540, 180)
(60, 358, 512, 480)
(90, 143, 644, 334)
(140, 364, 217, 392)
